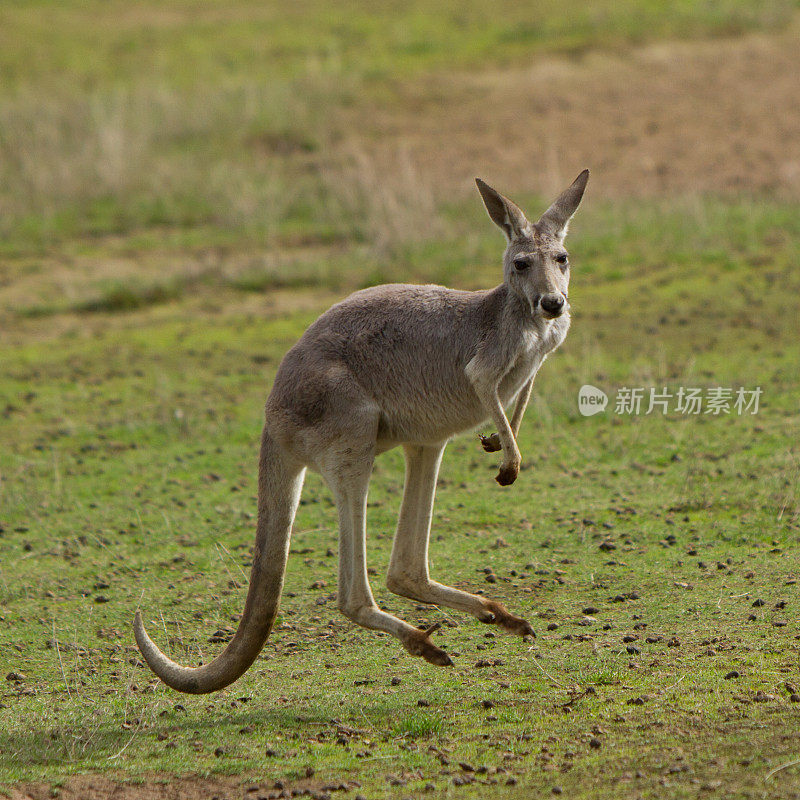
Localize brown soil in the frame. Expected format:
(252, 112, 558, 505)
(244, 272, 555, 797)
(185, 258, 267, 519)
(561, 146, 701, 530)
(353, 26, 800, 201)
(9, 775, 358, 800)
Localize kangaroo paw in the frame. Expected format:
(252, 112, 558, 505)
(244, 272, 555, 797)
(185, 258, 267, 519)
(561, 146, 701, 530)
(495, 463, 519, 486)
(402, 622, 454, 667)
(479, 432, 502, 453)
(481, 600, 536, 640)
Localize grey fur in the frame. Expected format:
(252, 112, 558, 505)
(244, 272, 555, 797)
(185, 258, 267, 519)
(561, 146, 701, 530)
(134, 170, 589, 692)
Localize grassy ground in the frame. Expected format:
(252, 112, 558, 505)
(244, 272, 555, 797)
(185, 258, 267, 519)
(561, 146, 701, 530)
(2, 197, 799, 798)
(2, 3, 800, 799)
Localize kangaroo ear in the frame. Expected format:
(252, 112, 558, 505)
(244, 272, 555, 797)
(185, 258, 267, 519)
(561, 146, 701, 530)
(475, 178, 530, 242)
(537, 169, 589, 241)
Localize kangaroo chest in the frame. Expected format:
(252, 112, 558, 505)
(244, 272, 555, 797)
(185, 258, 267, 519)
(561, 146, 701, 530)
(499, 317, 568, 403)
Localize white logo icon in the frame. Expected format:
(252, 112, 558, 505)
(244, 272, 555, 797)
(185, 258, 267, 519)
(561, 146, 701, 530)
(578, 384, 608, 416)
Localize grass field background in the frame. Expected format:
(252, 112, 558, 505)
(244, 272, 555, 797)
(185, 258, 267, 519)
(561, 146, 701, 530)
(1, 2, 800, 799)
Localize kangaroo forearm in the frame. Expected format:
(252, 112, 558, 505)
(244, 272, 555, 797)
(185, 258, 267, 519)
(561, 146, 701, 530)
(478, 378, 532, 453)
(482, 390, 519, 461)
(496, 412, 517, 456)
(509, 379, 533, 436)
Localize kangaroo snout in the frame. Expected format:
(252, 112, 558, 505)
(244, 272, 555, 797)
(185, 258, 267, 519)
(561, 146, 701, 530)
(539, 293, 566, 317)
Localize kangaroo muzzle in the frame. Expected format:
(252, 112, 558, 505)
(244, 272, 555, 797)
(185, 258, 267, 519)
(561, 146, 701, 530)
(539, 293, 566, 318)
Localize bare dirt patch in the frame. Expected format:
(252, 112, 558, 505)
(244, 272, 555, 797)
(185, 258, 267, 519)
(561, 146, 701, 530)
(351, 26, 800, 201)
(9, 775, 359, 800)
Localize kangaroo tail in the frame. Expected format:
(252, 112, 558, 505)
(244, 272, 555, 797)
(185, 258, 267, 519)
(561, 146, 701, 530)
(134, 427, 304, 694)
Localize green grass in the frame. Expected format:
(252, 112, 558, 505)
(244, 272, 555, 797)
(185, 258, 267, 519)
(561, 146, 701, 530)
(1, 195, 799, 798)
(3, 0, 796, 91)
(2, 1, 800, 797)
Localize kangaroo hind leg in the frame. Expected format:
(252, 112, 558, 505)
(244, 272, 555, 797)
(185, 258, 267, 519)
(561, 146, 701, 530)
(386, 443, 535, 639)
(320, 436, 452, 667)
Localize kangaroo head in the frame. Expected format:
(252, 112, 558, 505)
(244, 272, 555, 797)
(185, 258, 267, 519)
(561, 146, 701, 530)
(475, 170, 589, 319)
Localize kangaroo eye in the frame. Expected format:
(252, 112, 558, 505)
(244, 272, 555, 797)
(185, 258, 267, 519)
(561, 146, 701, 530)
(555, 253, 569, 265)
(513, 256, 530, 272)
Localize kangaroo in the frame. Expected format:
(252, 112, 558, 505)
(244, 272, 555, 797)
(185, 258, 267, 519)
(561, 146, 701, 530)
(134, 170, 589, 693)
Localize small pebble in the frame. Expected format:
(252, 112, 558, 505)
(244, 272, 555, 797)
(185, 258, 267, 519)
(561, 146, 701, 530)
(627, 696, 646, 706)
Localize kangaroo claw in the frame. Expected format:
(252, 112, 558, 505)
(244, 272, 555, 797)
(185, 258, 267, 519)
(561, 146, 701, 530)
(403, 622, 453, 667)
(479, 432, 502, 453)
(496, 463, 519, 485)
(421, 642, 454, 667)
(481, 600, 536, 638)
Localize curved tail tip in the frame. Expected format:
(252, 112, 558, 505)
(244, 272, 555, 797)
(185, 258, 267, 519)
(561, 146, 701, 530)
(133, 608, 150, 654)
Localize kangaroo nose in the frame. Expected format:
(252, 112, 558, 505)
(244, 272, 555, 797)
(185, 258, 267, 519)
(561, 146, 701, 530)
(540, 293, 565, 316)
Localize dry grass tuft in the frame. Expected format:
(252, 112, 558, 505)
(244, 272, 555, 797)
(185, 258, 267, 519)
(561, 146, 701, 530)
(323, 143, 445, 257)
